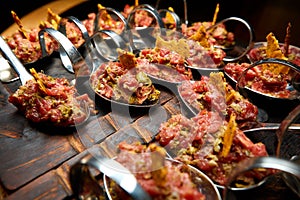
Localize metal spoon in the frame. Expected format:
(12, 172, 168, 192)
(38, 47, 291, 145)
(94, 7, 128, 34)
(0, 35, 90, 127)
(157, 8, 181, 30)
(223, 156, 300, 199)
(39, 28, 93, 81)
(58, 16, 93, 74)
(206, 16, 255, 62)
(126, 5, 165, 55)
(70, 154, 152, 200)
(236, 58, 300, 101)
(282, 155, 300, 198)
(175, 79, 300, 131)
(0, 36, 32, 85)
(0, 54, 19, 83)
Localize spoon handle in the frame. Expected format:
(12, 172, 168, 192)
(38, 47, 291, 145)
(276, 104, 300, 157)
(0, 36, 33, 85)
(243, 122, 300, 133)
(71, 154, 152, 200)
(58, 16, 92, 73)
(206, 16, 255, 62)
(223, 156, 300, 199)
(158, 8, 181, 30)
(95, 7, 127, 33)
(39, 28, 91, 77)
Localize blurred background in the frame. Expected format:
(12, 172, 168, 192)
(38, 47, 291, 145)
(1, 0, 300, 46)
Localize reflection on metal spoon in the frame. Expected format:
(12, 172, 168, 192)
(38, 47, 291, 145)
(0, 36, 33, 85)
(0, 56, 19, 83)
(282, 155, 300, 198)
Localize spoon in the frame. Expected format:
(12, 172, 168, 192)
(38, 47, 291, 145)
(223, 156, 300, 199)
(58, 16, 93, 74)
(70, 154, 152, 200)
(39, 28, 93, 83)
(91, 29, 132, 62)
(0, 35, 90, 127)
(157, 8, 181, 30)
(104, 157, 222, 200)
(126, 5, 165, 55)
(94, 7, 128, 34)
(175, 79, 300, 131)
(236, 58, 300, 101)
(206, 16, 255, 62)
(274, 103, 300, 197)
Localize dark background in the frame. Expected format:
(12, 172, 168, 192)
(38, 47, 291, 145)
(1, 0, 300, 46)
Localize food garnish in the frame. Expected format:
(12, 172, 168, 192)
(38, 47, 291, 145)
(39, 8, 62, 30)
(265, 33, 287, 60)
(220, 113, 237, 157)
(97, 4, 111, 22)
(248, 23, 300, 72)
(165, 7, 176, 25)
(11, 11, 29, 39)
(117, 48, 137, 69)
(188, 24, 211, 48)
(212, 3, 220, 26)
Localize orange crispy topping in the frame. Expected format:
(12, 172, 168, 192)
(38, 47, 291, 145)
(265, 32, 289, 74)
(189, 24, 211, 48)
(11, 11, 29, 39)
(117, 48, 137, 69)
(39, 8, 61, 30)
(97, 4, 112, 24)
(165, 7, 175, 24)
(221, 113, 237, 157)
(29, 68, 47, 94)
(266, 32, 286, 59)
(97, 3, 105, 10)
(212, 3, 220, 25)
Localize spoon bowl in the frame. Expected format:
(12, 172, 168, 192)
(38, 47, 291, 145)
(224, 58, 300, 117)
(223, 157, 300, 199)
